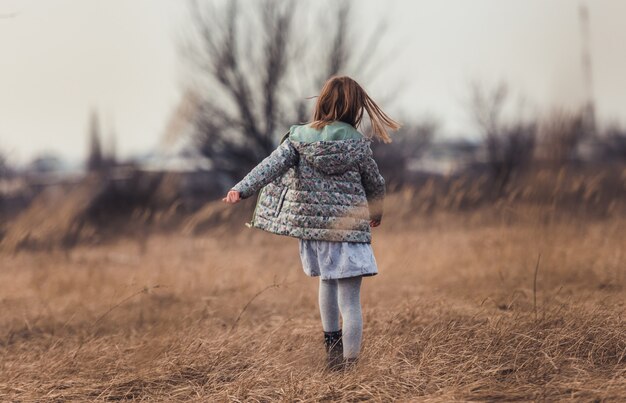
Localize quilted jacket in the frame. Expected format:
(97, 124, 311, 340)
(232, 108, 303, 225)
(232, 121, 385, 243)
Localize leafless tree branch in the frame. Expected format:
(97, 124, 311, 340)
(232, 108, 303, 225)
(182, 0, 395, 182)
(470, 82, 537, 196)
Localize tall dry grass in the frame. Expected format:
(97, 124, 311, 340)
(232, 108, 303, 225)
(1, 196, 624, 401)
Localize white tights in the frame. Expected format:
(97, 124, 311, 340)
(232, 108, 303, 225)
(318, 276, 363, 359)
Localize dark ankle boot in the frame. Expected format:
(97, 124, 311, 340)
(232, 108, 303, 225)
(323, 330, 343, 371)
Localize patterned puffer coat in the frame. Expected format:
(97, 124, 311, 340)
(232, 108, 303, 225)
(232, 121, 385, 243)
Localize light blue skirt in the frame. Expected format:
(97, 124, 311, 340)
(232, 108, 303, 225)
(298, 240, 379, 280)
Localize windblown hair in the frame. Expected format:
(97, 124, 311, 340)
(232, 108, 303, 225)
(310, 76, 400, 143)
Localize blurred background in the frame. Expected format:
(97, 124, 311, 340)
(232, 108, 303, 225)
(1, 0, 625, 248)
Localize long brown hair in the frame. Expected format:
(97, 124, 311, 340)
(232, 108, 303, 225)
(310, 76, 400, 143)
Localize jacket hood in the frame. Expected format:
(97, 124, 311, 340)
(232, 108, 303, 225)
(290, 137, 371, 175)
(289, 122, 370, 175)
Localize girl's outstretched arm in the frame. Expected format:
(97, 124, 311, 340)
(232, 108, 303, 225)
(223, 140, 298, 204)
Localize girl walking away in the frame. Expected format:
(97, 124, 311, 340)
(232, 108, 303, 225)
(222, 76, 400, 371)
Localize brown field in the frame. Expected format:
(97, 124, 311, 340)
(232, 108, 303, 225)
(1, 196, 625, 402)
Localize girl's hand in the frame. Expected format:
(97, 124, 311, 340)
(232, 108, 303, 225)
(369, 219, 380, 227)
(222, 190, 241, 204)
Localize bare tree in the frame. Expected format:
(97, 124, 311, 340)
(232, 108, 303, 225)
(537, 108, 586, 165)
(182, 0, 390, 182)
(471, 83, 537, 196)
(0, 150, 8, 178)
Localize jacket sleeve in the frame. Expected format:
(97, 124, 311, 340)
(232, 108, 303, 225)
(231, 139, 298, 199)
(358, 143, 386, 222)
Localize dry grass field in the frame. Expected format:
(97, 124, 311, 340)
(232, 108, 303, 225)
(1, 196, 625, 401)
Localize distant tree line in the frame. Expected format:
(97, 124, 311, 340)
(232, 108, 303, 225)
(470, 81, 626, 197)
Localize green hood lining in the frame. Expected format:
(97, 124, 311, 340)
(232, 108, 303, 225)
(289, 121, 363, 143)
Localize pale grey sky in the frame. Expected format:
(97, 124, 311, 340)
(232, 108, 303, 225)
(1, 0, 625, 164)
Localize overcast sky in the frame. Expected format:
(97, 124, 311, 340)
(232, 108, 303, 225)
(1, 0, 625, 164)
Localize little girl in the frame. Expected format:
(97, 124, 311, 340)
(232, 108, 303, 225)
(222, 76, 400, 370)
